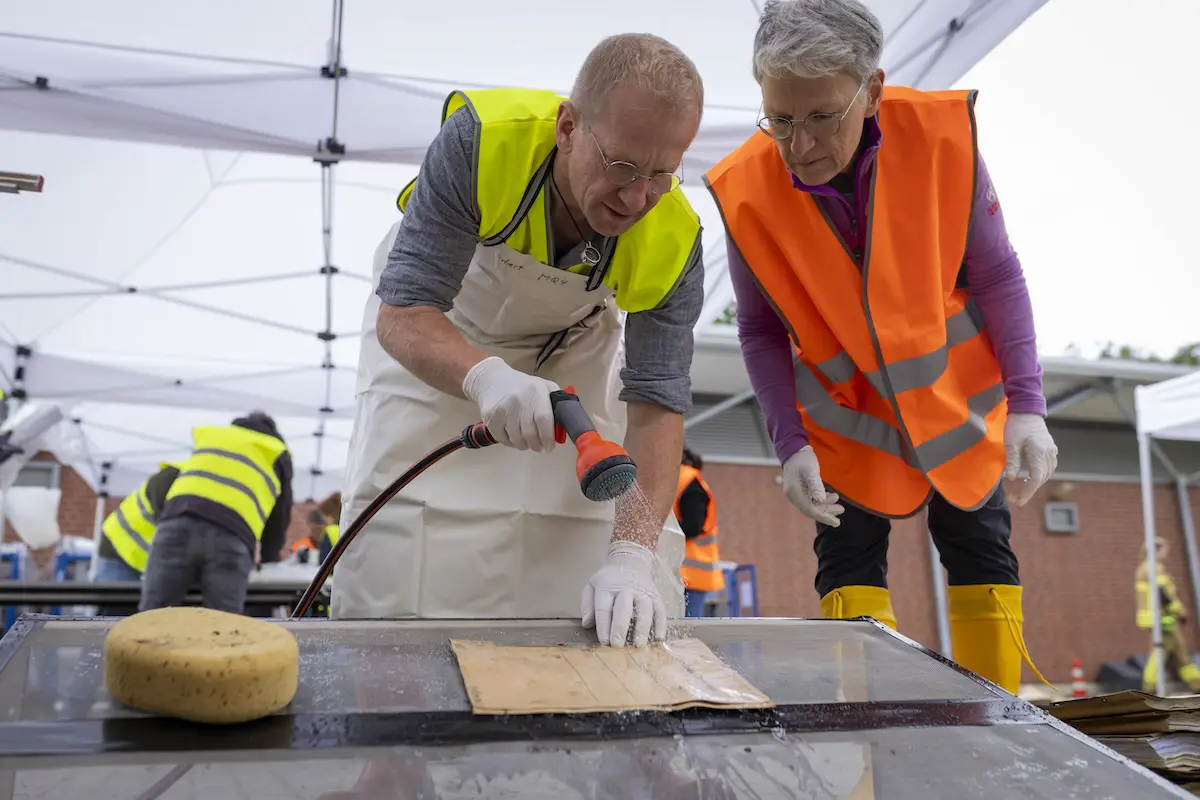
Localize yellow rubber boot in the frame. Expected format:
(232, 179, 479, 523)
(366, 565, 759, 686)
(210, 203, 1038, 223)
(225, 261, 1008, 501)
(820, 585, 898, 630)
(947, 584, 1053, 695)
(1179, 662, 1200, 692)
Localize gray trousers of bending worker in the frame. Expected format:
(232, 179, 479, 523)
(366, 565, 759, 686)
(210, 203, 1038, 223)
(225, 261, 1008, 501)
(139, 515, 254, 614)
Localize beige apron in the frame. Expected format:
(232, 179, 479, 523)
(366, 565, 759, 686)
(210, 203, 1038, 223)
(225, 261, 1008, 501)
(332, 220, 685, 619)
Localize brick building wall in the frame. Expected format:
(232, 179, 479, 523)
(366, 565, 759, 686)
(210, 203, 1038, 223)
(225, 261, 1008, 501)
(702, 461, 1200, 684)
(5, 454, 1197, 683)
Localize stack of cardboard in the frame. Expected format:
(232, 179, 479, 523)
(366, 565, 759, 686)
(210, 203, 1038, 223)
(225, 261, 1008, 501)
(1045, 691, 1200, 795)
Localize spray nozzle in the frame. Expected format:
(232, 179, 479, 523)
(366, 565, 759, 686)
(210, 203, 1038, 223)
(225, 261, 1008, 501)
(551, 387, 638, 502)
(458, 388, 638, 501)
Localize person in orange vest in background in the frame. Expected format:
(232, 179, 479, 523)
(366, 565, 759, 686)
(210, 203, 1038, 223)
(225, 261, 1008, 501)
(290, 509, 327, 563)
(704, 0, 1059, 694)
(675, 446, 725, 618)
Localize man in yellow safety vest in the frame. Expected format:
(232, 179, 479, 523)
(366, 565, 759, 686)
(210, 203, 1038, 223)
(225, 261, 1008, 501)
(335, 33, 707, 649)
(138, 411, 293, 614)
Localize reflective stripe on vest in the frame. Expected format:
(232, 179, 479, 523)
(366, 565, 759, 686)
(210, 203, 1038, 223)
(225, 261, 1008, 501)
(101, 478, 157, 573)
(675, 464, 725, 592)
(705, 86, 1006, 518)
(166, 424, 288, 540)
(396, 88, 702, 314)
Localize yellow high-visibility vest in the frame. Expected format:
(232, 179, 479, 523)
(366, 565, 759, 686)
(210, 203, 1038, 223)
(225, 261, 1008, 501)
(100, 476, 158, 573)
(324, 523, 339, 545)
(166, 425, 289, 540)
(1137, 564, 1186, 630)
(397, 88, 702, 314)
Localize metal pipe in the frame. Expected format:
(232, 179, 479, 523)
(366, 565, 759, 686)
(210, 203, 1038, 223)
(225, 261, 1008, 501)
(1177, 476, 1200, 644)
(86, 463, 110, 582)
(684, 390, 755, 430)
(1139, 433, 1166, 696)
(0, 581, 306, 606)
(0, 172, 44, 194)
(927, 517, 952, 658)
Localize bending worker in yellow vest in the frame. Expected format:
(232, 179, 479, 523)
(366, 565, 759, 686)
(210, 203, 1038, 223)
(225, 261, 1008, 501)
(334, 33, 707, 648)
(139, 411, 294, 615)
(1137, 537, 1200, 692)
(93, 462, 180, 615)
(704, 0, 1058, 693)
(675, 446, 724, 617)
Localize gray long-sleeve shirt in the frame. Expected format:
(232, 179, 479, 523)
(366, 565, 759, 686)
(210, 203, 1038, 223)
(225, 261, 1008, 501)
(375, 108, 704, 414)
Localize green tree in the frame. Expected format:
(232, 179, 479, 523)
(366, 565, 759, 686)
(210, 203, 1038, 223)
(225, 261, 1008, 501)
(1093, 341, 1200, 366)
(713, 301, 737, 325)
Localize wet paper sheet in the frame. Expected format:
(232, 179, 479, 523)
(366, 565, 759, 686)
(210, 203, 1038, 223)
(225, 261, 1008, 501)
(450, 637, 774, 715)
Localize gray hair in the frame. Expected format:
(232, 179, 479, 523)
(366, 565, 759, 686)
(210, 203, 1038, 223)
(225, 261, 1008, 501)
(752, 0, 884, 85)
(570, 33, 704, 122)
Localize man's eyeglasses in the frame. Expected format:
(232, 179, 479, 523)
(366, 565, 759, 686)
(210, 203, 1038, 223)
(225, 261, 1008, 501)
(590, 131, 682, 195)
(757, 83, 865, 141)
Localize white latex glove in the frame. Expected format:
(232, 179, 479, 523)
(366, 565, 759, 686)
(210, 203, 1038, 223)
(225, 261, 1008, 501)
(581, 541, 666, 648)
(461, 356, 559, 452)
(1004, 412, 1059, 506)
(782, 445, 845, 527)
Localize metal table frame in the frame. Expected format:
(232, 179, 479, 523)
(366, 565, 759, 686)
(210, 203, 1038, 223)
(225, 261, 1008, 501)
(0, 613, 1187, 799)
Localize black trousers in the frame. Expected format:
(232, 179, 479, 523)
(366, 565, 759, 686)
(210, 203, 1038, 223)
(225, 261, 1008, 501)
(814, 487, 1020, 598)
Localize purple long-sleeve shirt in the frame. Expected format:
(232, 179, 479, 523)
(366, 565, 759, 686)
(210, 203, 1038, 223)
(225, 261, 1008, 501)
(728, 115, 1046, 466)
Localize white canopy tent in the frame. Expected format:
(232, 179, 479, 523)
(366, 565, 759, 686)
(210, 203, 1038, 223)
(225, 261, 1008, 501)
(0, 0, 1050, 504)
(1135, 370, 1200, 696)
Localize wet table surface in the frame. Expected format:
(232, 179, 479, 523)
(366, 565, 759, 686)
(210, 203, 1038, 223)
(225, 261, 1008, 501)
(0, 614, 1187, 799)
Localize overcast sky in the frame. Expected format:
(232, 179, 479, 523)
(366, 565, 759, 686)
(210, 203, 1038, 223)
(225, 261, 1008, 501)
(954, 0, 1198, 360)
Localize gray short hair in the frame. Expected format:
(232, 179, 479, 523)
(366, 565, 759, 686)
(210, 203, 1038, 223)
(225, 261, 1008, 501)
(570, 33, 704, 122)
(752, 0, 884, 85)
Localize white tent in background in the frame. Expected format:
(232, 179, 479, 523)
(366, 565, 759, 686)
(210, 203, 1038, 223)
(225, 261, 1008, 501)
(1135, 370, 1200, 696)
(0, 0, 1051, 503)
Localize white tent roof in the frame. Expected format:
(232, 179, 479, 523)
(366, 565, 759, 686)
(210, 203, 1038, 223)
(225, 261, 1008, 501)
(1136, 370, 1200, 443)
(0, 0, 1049, 499)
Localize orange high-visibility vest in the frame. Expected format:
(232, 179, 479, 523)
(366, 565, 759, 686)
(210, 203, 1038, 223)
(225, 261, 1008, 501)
(704, 86, 1006, 518)
(675, 465, 725, 592)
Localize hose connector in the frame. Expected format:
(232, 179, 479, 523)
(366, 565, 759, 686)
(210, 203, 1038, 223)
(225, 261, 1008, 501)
(460, 422, 496, 449)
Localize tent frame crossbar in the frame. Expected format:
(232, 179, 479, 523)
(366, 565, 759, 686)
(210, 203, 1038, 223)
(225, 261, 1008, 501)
(1, 0, 354, 505)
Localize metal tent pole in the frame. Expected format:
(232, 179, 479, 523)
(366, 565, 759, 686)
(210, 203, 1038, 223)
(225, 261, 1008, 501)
(1177, 476, 1200, 641)
(309, 0, 347, 502)
(86, 462, 111, 582)
(1113, 382, 1200, 636)
(1138, 433, 1166, 697)
(684, 390, 756, 430)
(927, 518, 952, 658)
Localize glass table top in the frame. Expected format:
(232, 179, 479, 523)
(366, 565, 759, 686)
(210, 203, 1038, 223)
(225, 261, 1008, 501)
(0, 616, 999, 721)
(0, 615, 1186, 800)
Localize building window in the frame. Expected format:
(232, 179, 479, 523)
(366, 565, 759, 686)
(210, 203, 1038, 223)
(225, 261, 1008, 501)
(11, 462, 60, 490)
(1043, 501, 1080, 534)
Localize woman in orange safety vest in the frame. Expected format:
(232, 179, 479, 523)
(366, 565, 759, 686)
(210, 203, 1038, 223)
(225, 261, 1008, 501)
(674, 446, 724, 617)
(703, 0, 1058, 694)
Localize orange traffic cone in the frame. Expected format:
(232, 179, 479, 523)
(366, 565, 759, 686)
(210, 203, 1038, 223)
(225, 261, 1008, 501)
(1071, 657, 1087, 698)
